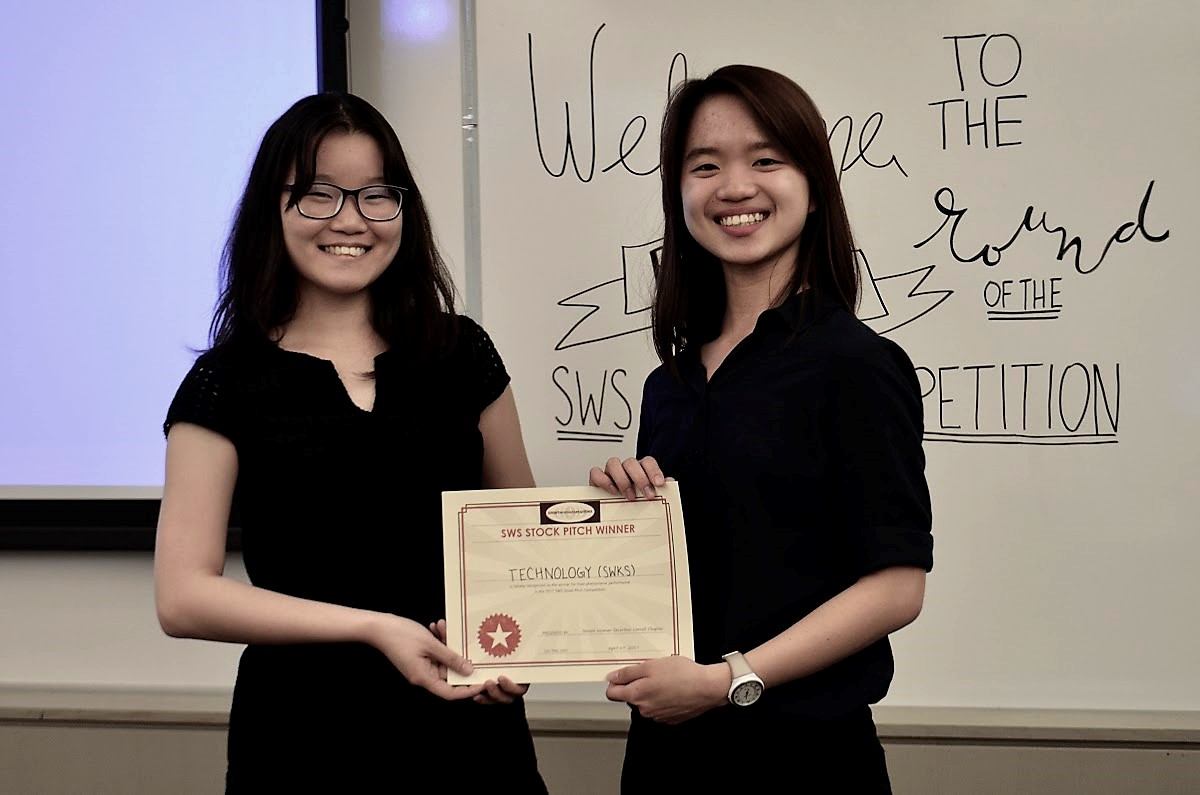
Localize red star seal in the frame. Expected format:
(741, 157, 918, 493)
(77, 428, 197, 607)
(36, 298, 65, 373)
(477, 613, 521, 657)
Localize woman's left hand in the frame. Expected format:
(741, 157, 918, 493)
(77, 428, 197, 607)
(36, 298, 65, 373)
(429, 619, 530, 704)
(605, 656, 729, 724)
(473, 675, 529, 705)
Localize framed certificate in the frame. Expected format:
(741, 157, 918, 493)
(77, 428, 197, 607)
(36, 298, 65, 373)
(442, 484, 693, 684)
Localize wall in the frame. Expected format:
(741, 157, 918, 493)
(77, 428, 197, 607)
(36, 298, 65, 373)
(474, 0, 1198, 711)
(2, 0, 1196, 730)
(0, 553, 241, 689)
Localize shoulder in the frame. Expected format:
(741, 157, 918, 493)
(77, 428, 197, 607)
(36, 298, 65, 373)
(448, 314, 506, 365)
(179, 343, 249, 388)
(446, 314, 511, 411)
(165, 342, 260, 440)
(454, 313, 491, 346)
(803, 309, 922, 413)
(188, 339, 282, 386)
(643, 362, 672, 390)
(641, 361, 684, 401)
(813, 308, 917, 378)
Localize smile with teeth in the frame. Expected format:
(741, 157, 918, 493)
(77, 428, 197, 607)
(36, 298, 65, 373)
(320, 244, 370, 257)
(718, 212, 768, 227)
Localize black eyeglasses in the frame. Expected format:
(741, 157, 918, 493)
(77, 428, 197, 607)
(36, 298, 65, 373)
(284, 182, 407, 222)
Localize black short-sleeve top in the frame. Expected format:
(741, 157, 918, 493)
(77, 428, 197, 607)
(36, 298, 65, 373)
(636, 290, 934, 718)
(163, 315, 509, 623)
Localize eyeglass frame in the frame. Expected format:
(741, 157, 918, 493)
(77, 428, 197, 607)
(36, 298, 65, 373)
(283, 181, 408, 222)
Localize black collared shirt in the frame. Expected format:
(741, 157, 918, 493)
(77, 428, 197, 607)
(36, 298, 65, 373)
(637, 290, 934, 717)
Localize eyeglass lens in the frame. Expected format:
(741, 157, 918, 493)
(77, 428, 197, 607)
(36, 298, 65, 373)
(296, 184, 403, 221)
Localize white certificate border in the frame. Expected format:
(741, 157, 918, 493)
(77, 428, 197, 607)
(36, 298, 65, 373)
(453, 495, 686, 672)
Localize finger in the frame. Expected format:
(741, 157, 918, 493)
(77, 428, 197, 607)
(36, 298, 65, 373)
(622, 457, 654, 498)
(606, 663, 645, 686)
(482, 679, 514, 704)
(606, 683, 631, 703)
(640, 456, 667, 488)
(429, 643, 474, 676)
(432, 619, 448, 643)
(588, 466, 620, 495)
(496, 676, 528, 696)
(428, 681, 485, 701)
(605, 457, 635, 500)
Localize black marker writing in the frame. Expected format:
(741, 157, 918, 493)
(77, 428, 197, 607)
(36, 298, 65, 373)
(552, 365, 633, 442)
(913, 181, 1169, 274)
(929, 94, 1026, 149)
(931, 33, 1026, 149)
(945, 33, 1023, 91)
(527, 24, 686, 182)
(601, 52, 688, 178)
(983, 277, 1063, 320)
(915, 361, 1120, 443)
(827, 112, 908, 180)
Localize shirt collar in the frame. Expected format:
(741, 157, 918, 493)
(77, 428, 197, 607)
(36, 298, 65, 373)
(672, 289, 841, 385)
(758, 287, 840, 334)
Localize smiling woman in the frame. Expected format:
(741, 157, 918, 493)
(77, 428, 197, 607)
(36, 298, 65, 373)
(153, 93, 547, 792)
(280, 133, 404, 304)
(680, 94, 815, 277)
(589, 65, 932, 793)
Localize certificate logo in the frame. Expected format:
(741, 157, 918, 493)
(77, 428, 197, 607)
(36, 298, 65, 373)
(478, 613, 522, 657)
(540, 500, 600, 524)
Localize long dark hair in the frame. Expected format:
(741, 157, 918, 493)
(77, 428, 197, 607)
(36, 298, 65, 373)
(210, 92, 457, 357)
(654, 65, 859, 367)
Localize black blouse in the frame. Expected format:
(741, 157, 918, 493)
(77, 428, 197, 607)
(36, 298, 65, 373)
(165, 316, 508, 619)
(163, 317, 545, 790)
(637, 290, 934, 718)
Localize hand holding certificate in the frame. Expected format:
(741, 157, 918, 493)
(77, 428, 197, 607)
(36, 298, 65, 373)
(442, 484, 693, 685)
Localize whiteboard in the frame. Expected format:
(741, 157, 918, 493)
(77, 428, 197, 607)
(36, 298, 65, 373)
(471, 0, 1200, 711)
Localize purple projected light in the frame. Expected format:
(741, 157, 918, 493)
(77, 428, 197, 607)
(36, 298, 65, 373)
(0, 2, 316, 490)
(385, 0, 453, 42)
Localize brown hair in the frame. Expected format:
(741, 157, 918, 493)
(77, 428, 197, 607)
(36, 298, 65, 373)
(654, 65, 859, 367)
(212, 92, 457, 359)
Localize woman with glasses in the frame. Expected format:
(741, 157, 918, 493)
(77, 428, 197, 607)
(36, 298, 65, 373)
(589, 66, 934, 792)
(154, 93, 545, 792)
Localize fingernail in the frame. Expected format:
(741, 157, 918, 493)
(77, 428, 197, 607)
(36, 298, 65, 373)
(643, 486, 655, 498)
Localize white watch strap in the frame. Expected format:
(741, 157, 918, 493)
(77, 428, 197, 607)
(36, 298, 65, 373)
(722, 651, 754, 679)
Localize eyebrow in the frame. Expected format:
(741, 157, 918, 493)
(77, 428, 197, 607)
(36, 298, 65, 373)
(683, 141, 777, 161)
(313, 174, 387, 183)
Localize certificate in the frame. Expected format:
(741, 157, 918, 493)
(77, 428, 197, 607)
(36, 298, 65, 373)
(442, 484, 693, 684)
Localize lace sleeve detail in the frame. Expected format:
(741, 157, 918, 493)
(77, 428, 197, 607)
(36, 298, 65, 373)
(163, 349, 242, 444)
(458, 316, 511, 415)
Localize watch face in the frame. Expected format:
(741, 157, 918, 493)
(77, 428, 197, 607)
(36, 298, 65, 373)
(731, 680, 763, 706)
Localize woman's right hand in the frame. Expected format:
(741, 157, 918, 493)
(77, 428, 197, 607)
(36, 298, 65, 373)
(589, 456, 667, 500)
(367, 614, 484, 701)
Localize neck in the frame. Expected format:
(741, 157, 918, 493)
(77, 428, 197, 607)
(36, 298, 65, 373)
(280, 287, 381, 354)
(719, 259, 796, 338)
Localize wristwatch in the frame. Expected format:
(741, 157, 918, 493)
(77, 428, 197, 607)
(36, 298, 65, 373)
(721, 651, 764, 707)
